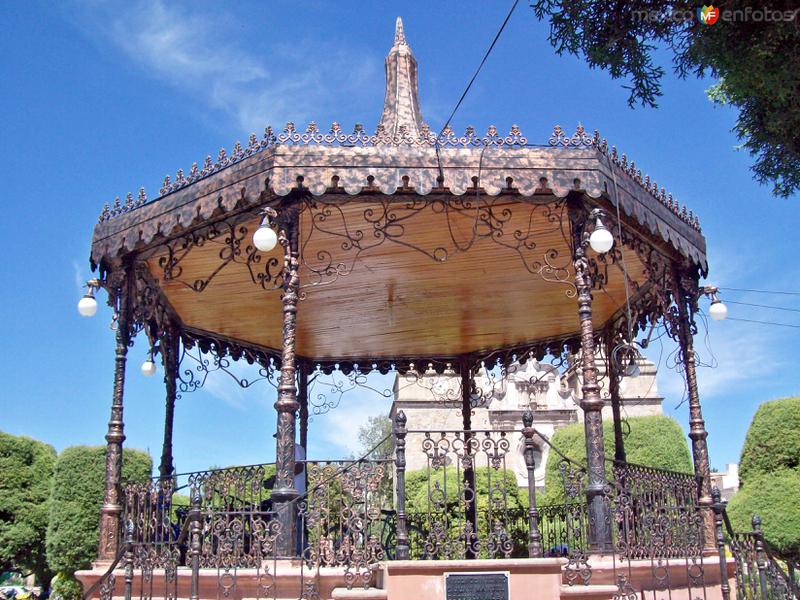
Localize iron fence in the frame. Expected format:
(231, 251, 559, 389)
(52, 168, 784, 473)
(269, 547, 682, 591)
(85, 420, 799, 600)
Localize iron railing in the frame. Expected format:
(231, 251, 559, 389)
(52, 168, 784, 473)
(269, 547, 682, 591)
(84, 418, 798, 600)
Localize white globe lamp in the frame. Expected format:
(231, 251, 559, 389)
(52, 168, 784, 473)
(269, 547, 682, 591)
(77, 294, 98, 317)
(709, 300, 728, 321)
(253, 223, 278, 252)
(141, 358, 157, 377)
(589, 222, 614, 254)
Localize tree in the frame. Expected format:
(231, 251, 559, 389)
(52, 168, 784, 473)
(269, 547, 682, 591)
(46, 446, 152, 598)
(0, 431, 57, 589)
(738, 396, 800, 483)
(728, 397, 800, 562)
(530, 1, 800, 197)
(727, 470, 800, 563)
(356, 414, 394, 460)
(541, 415, 693, 504)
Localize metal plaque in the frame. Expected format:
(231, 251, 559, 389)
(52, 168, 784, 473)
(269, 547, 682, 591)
(444, 571, 510, 600)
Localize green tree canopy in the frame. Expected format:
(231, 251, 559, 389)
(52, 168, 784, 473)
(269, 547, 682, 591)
(46, 446, 152, 578)
(541, 415, 692, 504)
(727, 470, 800, 563)
(530, 1, 800, 197)
(0, 431, 57, 589)
(356, 414, 394, 460)
(738, 396, 800, 484)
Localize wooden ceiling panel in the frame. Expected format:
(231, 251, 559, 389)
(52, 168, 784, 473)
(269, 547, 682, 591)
(150, 199, 646, 359)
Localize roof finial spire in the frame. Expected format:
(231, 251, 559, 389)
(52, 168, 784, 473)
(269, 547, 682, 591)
(394, 16, 406, 45)
(378, 17, 425, 138)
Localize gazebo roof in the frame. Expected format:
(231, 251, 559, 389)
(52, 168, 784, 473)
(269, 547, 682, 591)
(89, 18, 707, 364)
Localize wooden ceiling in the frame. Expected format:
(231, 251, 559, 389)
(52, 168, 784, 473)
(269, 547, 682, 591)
(149, 198, 647, 360)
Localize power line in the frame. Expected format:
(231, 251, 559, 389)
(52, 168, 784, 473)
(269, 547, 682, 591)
(439, 0, 519, 135)
(725, 300, 800, 313)
(719, 286, 800, 297)
(726, 317, 800, 329)
(435, 0, 519, 180)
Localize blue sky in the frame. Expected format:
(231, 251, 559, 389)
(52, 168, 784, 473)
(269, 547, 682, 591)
(1, 1, 797, 475)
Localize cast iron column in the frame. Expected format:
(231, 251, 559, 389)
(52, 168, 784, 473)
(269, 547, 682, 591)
(522, 411, 543, 557)
(460, 358, 478, 559)
(298, 360, 309, 454)
(98, 268, 131, 561)
(273, 204, 301, 557)
(675, 273, 715, 549)
(605, 332, 626, 463)
(158, 322, 179, 481)
(570, 201, 613, 554)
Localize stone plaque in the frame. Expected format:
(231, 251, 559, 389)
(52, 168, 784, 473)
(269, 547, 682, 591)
(444, 571, 510, 600)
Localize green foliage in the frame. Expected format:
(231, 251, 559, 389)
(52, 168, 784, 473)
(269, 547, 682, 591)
(738, 397, 800, 484)
(530, 0, 800, 197)
(0, 431, 57, 588)
(727, 470, 800, 563)
(356, 414, 394, 460)
(542, 416, 692, 504)
(404, 467, 528, 557)
(46, 446, 152, 574)
(49, 572, 84, 600)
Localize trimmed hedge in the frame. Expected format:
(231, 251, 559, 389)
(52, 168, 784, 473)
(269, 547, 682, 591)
(738, 397, 800, 484)
(46, 446, 152, 575)
(727, 469, 800, 562)
(0, 431, 57, 588)
(541, 415, 693, 504)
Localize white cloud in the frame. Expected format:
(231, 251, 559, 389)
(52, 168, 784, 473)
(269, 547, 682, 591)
(649, 313, 789, 411)
(72, 259, 86, 296)
(307, 373, 394, 458)
(70, 0, 378, 133)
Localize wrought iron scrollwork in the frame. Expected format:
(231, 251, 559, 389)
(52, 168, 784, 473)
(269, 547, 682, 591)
(177, 342, 278, 395)
(155, 218, 283, 293)
(300, 196, 575, 292)
(306, 364, 393, 418)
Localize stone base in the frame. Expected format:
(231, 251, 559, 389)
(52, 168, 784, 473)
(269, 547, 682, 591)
(76, 556, 736, 600)
(75, 560, 373, 600)
(385, 558, 565, 599)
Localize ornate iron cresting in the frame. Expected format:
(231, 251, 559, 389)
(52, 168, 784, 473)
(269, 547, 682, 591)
(98, 265, 131, 561)
(568, 197, 613, 553)
(273, 200, 302, 557)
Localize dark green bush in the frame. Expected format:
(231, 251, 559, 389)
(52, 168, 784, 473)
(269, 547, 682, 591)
(50, 571, 84, 600)
(46, 446, 152, 574)
(541, 415, 693, 504)
(727, 469, 800, 563)
(0, 431, 57, 588)
(404, 466, 528, 557)
(738, 397, 800, 484)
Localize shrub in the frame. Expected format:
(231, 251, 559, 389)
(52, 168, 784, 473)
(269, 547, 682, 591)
(541, 415, 693, 504)
(0, 431, 57, 589)
(738, 397, 800, 484)
(404, 466, 528, 557)
(46, 446, 152, 575)
(50, 572, 84, 600)
(727, 469, 800, 563)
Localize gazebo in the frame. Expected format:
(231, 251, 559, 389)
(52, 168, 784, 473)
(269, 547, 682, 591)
(74, 17, 764, 600)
